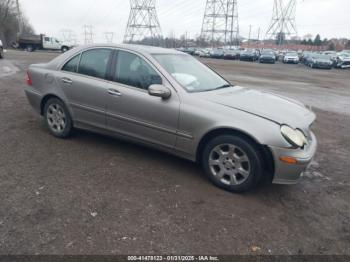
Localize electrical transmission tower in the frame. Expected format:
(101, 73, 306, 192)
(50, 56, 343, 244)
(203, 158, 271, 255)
(104, 32, 115, 44)
(124, 0, 162, 44)
(60, 29, 77, 45)
(266, 0, 297, 44)
(82, 25, 94, 45)
(201, 0, 239, 46)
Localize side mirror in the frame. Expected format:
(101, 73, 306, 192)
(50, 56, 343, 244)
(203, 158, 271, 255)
(148, 84, 171, 99)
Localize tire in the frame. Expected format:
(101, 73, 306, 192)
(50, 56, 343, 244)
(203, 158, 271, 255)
(44, 98, 73, 138)
(26, 46, 34, 52)
(61, 46, 69, 52)
(201, 135, 264, 193)
(0, 49, 3, 59)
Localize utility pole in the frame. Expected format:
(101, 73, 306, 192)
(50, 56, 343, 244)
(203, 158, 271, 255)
(16, 0, 23, 34)
(201, 0, 239, 47)
(257, 27, 261, 48)
(82, 25, 94, 45)
(266, 0, 297, 45)
(248, 25, 252, 47)
(124, 0, 162, 45)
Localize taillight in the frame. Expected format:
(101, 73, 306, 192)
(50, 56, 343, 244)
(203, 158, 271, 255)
(25, 70, 32, 86)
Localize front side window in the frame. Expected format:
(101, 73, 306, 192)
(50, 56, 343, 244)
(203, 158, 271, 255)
(62, 54, 80, 73)
(153, 54, 230, 93)
(115, 51, 162, 90)
(78, 49, 112, 79)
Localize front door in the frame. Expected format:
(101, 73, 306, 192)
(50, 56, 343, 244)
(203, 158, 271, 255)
(105, 50, 180, 149)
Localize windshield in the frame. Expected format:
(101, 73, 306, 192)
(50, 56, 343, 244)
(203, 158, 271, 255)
(286, 52, 297, 56)
(315, 54, 330, 59)
(262, 51, 274, 55)
(153, 54, 230, 93)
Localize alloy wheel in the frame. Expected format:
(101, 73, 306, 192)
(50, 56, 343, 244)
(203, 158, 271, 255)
(46, 104, 67, 133)
(209, 144, 251, 186)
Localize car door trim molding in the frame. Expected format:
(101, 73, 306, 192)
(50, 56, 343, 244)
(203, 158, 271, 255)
(106, 111, 192, 139)
(70, 102, 105, 115)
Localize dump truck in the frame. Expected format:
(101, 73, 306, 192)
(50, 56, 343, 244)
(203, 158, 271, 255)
(17, 34, 73, 52)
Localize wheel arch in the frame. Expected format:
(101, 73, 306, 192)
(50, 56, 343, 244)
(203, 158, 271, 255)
(196, 128, 275, 178)
(40, 94, 63, 116)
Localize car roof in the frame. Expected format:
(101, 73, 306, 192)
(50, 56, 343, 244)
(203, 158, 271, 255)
(45, 44, 184, 70)
(72, 44, 182, 55)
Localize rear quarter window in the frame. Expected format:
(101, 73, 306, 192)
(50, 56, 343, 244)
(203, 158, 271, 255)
(62, 54, 80, 73)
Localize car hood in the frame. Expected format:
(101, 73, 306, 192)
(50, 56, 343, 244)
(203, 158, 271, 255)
(285, 56, 298, 59)
(338, 56, 350, 62)
(195, 86, 316, 129)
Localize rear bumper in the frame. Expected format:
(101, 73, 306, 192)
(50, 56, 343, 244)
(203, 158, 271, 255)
(24, 89, 42, 115)
(270, 132, 318, 184)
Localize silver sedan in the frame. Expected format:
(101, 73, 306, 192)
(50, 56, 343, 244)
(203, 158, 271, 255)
(24, 44, 317, 192)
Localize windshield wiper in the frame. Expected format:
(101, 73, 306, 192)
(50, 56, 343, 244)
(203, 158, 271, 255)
(213, 84, 232, 90)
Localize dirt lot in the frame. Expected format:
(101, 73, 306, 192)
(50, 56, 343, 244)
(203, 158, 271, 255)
(0, 50, 349, 255)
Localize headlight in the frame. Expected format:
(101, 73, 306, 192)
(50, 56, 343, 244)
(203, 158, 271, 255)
(281, 125, 306, 148)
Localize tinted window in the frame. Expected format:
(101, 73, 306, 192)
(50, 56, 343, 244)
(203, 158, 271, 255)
(78, 49, 112, 79)
(62, 55, 80, 73)
(115, 51, 162, 90)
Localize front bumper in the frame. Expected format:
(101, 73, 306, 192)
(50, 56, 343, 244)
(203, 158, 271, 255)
(270, 132, 317, 184)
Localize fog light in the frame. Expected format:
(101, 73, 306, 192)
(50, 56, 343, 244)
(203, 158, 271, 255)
(280, 156, 298, 164)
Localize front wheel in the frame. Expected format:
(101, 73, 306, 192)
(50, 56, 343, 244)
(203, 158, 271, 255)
(44, 98, 73, 138)
(201, 135, 264, 193)
(61, 46, 69, 52)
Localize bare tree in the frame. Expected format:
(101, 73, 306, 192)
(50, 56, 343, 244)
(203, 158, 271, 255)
(0, 0, 34, 47)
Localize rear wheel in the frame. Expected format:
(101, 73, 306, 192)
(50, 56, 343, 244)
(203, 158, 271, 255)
(61, 46, 69, 52)
(201, 135, 264, 193)
(44, 98, 73, 138)
(26, 46, 34, 52)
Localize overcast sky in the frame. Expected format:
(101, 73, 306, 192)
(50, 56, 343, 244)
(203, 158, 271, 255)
(20, 0, 349, 44)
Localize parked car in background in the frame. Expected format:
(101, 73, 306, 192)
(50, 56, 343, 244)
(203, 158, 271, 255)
(179, 47, 196, 56)
(308, 54, 333, 69)
(24, 44, 317, 193)
(194, 49, 201, 56)
(303, 52, 316, 66)
(223, 49, 239, 60)
(240, 49, 259, 62)
(210, 48, 225, 59)
(16, 34, 73, 52)
(0, 40, 3, 59)
(283, 52, 299, 64)
(335, 52, 350, 69)
(199, 48, 211, 58)
(259, 50, 276, 64)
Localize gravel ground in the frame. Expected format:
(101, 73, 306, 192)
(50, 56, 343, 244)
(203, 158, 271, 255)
(0, 50, 349, 255)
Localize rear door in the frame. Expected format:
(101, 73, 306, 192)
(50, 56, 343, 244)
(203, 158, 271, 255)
(57, 48, 114, 129)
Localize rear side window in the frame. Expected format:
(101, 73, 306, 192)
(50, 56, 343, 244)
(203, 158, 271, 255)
(78, 49, 112, 79)
(114, 50, 162, 90)
(62, 55, 80, 73)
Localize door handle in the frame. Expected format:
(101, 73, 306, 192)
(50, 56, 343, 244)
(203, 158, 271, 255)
(108, 89, 122, 97)
(61, 77, 73, 84)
